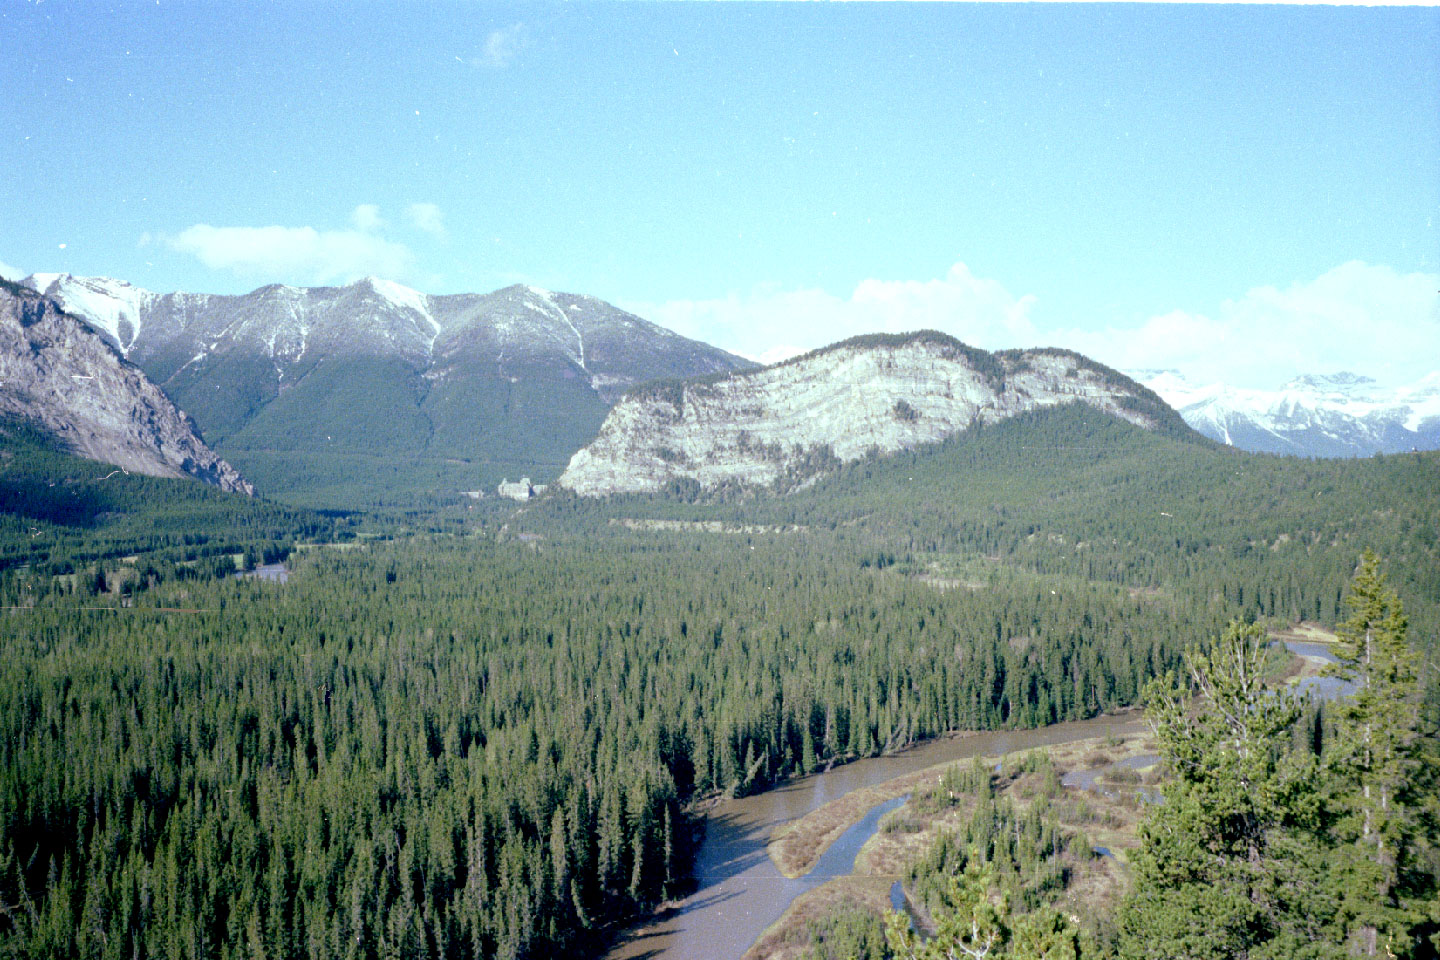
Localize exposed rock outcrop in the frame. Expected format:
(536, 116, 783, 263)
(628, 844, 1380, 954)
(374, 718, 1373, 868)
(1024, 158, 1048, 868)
(559, 332, 1189, 496)
(0, 281, 253, 494)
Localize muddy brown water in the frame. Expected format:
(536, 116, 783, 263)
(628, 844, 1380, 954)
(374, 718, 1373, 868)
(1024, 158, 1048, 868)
(602, 712, 1145, 960)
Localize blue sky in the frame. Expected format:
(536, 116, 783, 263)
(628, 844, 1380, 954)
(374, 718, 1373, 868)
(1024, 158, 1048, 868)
(3, 1, 1437, 386)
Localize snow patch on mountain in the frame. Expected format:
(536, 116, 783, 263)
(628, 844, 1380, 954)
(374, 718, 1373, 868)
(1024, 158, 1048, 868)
(364, 276, 437, 337)
(513, 286, 586, 369)
(1394, 372, 1440, 433)
(23, 274, 154, 356)
(14, 271, 756, 482)
(1133, 368, 1440, 457)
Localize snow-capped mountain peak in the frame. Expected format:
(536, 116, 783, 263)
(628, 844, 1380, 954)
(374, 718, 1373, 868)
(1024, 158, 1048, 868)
(1280, 372, 1376, 396)
(356, 276, 440, 348)
(13, 271, 756, 484)
(23, 273, 154, 356)
(360, 276, 430, 318)
(1133, 368, 1440, 457)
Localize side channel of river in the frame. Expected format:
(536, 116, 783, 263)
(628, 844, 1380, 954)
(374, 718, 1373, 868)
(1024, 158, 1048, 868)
(1285, 640, 1351, 699)
(603, 712, 1145, 960)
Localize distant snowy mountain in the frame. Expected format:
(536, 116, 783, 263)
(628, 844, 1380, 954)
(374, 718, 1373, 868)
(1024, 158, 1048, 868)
(21, 273, 755, 502)
(1132, 368, 1440, 457)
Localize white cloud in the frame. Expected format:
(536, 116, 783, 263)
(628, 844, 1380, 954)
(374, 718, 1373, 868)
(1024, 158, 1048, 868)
(167, 223, 413, 285)
(476, 23, 528, 69)
(634, 260, 1438, 387)
(1060, 261, 1440, 388)
(405, 202, 446, 238)
(749, 344, 810, 365)
(0, 259, 23, 282)
(350, 204, 385, 232)
(629, 262, 1039, 363)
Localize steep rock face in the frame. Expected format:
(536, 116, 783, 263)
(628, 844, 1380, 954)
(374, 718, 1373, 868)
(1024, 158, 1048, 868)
(559, 332, 1187, 496)
(1135, 369, 1440, 457)
(0, 281, 253, 494)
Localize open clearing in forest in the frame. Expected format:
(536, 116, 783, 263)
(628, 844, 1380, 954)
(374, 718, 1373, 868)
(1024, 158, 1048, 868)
(609, 518, 807, 534)
(1270, 621, 1340, 645)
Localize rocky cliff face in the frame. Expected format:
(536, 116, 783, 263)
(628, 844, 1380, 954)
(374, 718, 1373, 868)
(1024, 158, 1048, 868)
(559, 332, 1188, 496)
(0, 281, 253, 494)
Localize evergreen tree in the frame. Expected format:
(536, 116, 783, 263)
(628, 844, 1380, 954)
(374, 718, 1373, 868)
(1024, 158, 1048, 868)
(1116, 620, 1335, 959)
(1325, 551, 1436, 957)
(1121, 558, 1440, 959)
(885, 858, 1082, 960)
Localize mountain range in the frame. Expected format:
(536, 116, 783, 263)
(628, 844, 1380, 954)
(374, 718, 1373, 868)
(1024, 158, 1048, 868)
(11, 269, 1439, 506)
(20, 273, 754, 503)
(1133, 369, 1440, 458)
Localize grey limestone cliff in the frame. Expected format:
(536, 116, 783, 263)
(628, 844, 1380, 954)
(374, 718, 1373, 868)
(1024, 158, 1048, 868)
(559, 332, 1187, 496)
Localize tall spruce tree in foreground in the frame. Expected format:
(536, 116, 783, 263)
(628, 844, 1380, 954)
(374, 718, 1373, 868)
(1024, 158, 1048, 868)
(884, 859, 1083, 960)
(1324, 551, 1437, 957)
(1118, 556, 1439, 959)
(1115, 619, 1338, 959)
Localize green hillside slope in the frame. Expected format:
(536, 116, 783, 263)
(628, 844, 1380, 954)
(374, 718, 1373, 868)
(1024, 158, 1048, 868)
(0, 418, 338, 575)
(545, 403, 1440, 644)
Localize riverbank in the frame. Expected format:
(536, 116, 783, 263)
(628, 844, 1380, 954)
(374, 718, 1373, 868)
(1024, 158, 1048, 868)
(601, 711, 1150, 960)
(747, 727, 1159, 960)
(602, 622, 1344, 960)
(766, 711, 1145, 879)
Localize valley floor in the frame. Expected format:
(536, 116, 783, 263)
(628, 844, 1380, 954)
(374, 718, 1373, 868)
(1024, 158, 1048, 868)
(744, 729, 1158, 960)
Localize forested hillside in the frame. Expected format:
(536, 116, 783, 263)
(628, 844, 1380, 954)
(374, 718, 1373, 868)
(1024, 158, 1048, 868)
(0, 418, 339, 576)
(547, 405, 1440, 653)
(1, 403, 1437, 958)
(0, 528, 1215, 959)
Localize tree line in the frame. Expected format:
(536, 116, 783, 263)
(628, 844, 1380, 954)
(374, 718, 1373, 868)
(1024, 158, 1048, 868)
(822, 553, 1438, 959)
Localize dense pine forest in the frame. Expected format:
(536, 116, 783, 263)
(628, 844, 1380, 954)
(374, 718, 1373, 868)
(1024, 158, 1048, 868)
(1, 405, 1437, 958)
(829, 557, 1439, 960)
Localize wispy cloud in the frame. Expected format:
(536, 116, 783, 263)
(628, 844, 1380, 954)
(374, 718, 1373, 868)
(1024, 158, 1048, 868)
(167, 219, 413, 285)
(475, 23, 528, 69)
(632, 260, 1439, 387)
(405, 202, 446, 238)
(350, 204, 385, 232)
(0, 259, 23, 282)
(1058, 261, 1440, 387)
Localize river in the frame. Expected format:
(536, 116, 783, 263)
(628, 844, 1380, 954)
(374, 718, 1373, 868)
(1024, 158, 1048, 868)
(602, 712, 1145, 960)
(603, 639, 1350, 960)
(1284, 639, 1351, 700)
